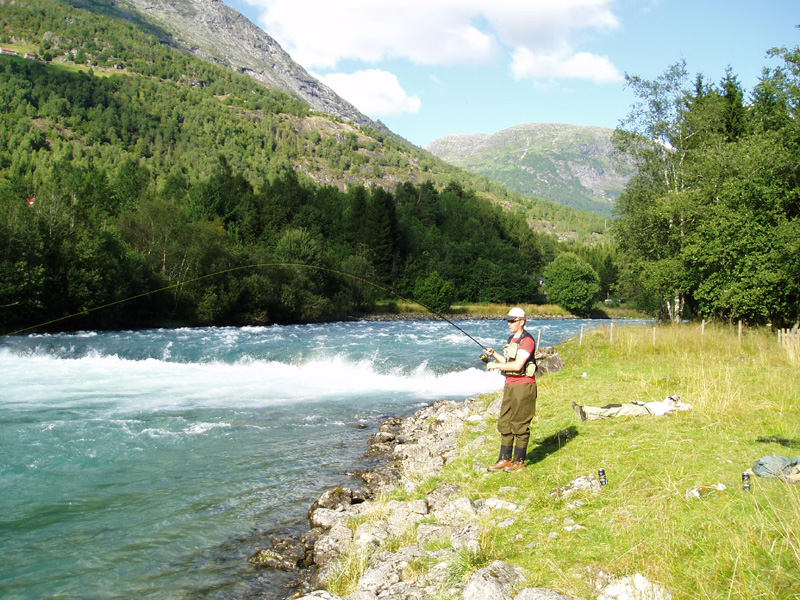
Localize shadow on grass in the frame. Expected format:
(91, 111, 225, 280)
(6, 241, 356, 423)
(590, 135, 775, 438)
(757, 436, 800, 449)
(526, 426, 579, 465)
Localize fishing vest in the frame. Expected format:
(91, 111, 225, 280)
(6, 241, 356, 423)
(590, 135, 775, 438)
(503, 330, 537, 377)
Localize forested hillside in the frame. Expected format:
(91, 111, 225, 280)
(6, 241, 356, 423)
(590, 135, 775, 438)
(426, 123, 630, 217)
(1, 0, 607, 332)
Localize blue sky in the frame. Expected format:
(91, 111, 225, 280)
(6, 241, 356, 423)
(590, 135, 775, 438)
(226, 0, 799, 148)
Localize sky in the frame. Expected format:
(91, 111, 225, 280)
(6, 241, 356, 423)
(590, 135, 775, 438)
(225, 0, 800, 148)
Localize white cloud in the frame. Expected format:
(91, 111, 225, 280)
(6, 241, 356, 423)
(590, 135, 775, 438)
(243, 0, 623, 83)
(511, 48, 623, 83)
(248, 0, 500, 69)
(314, 69, 422, 116)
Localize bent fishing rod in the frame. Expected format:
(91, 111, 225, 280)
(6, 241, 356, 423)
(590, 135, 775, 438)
(1, 262, 489, 349)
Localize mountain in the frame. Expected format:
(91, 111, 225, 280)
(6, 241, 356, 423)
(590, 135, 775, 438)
(70, 0, 376, 128)
(425, 123, 632, 217)
(1, 0, 607, 239)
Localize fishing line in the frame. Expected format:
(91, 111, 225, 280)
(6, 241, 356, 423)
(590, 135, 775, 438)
(1, 262, 489, 348)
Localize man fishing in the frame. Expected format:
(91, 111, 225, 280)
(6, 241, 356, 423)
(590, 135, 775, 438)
(483, 307, 537, 472)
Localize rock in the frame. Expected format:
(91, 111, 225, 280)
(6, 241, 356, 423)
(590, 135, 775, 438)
(498, 518, 517, 528)
(426, 484, 463, 511)
(477, 497, 519, 512)
(536, 353, 565, 375)
(355, 464, 402, 491)
(365, 442, 395, 457)
(433, 497, 478, 524)
(293, 591, 345, 600)
(488, 396, 504, 415)
(386, 499, 429, 531)
(346, 592, 378, 600)
(354, 521, 390, 552)
(314, 523, 353, 566)
(515, 589, 574, 600)
(416, 522, 454, 547)
(417, 556, 457, 588)
(358, 547, 423, 595)
(378, 581, 427, 599)
(597, 573, 673, 600)
(370, 430, 397, 444)
(248, 533, 308, 570)
(551, 475, 602, 499)
(310, 507, 347, 530)
(463, 560, 524, 600)
(248, 548, 298, 570)
(310, 488, 353, 514)
(451, 521, 482, 553)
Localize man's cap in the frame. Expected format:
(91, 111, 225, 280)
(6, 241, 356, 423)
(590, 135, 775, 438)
(507, 307, 526, 319)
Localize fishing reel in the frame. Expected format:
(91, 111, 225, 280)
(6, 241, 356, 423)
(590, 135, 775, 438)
(480, 353, 489, 363)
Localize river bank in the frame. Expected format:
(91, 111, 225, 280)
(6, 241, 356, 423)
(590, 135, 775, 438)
(247, 348, 597, 600)
(250, 323, 800, 600)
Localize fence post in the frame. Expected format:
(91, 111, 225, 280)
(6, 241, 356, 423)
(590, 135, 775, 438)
(653, 326, 657, 347)
(579, 325, 584, 346)
(537, 329, 542, 351)
(610, 322, 614, 346)
(738, 320, 743, 343)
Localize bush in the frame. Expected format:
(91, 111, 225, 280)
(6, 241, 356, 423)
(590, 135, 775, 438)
(413, 271, 456, 314)
(546, 253, 601, 315)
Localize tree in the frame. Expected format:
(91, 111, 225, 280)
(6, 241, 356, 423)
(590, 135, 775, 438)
(413, 271, 455, 314)
(546, 253, 600, 316)
(612, 61, 695, 322)
(613, 49, 800, 327)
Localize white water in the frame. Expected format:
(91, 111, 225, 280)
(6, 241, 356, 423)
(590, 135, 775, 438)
(0, 319, 645, 599)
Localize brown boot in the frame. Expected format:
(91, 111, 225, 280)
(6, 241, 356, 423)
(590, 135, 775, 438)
(487, 445, 513, 471)
(503, 445, 528, 472)
(503, 460, 525, 472)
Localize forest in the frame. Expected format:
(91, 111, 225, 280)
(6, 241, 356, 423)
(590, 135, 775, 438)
(612, 45, 800, 328)
(1, 0, 798, 332)
(0, 0, 609, 333)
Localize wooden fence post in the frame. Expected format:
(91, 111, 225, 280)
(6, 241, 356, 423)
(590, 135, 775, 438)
(579, 325, 584, 346)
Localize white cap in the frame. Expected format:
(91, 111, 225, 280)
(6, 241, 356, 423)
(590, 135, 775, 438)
(507, 307, 526, 319)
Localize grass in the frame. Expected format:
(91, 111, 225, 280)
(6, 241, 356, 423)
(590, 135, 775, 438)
(372, 300, 647, 319)
(328, 322, 800, 599)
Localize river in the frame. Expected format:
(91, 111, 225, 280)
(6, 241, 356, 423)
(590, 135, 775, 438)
(0, 318, 648, 599)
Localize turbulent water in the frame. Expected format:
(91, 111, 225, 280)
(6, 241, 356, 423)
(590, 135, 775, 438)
(0, 318, 642, 600)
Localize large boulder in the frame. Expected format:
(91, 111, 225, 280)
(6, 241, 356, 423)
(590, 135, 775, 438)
(463, 560, 525, 600)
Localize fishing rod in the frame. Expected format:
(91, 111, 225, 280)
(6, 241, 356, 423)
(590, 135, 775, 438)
(1, 262, 489, 349)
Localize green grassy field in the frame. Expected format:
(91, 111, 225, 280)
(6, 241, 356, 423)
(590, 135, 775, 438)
(334, 322, 800, 599)
(373, 300, 645, 320)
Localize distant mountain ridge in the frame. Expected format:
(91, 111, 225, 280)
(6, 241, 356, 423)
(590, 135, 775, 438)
(87, 0, 376, 128)
(425, 123, 631, 217)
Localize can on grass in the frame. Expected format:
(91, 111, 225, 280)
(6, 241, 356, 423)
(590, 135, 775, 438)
(598, 468, 608, 486)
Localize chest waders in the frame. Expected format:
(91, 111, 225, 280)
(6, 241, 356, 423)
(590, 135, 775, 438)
(487, 330, 537, 472)
(502, 331, 537, 377)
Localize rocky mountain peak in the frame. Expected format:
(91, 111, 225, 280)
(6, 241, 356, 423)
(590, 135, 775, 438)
(113, 0, 376, 127)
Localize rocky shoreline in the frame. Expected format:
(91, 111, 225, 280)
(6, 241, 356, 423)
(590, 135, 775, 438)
(248, 347, 673, 600)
